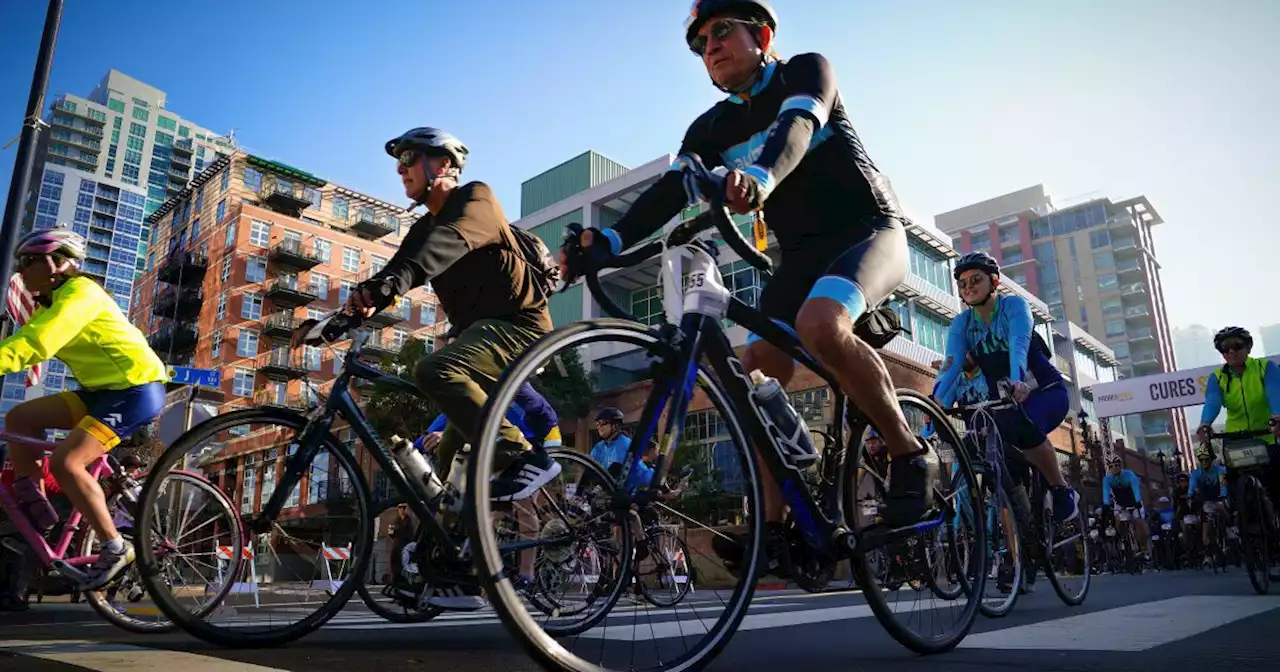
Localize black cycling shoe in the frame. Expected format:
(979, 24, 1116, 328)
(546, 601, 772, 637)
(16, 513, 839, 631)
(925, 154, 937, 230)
(997, 560, 1016, 594)
(882, 443, 940, 528)
(1050, 486, 1080, 522)
(712, 521, 790, 580)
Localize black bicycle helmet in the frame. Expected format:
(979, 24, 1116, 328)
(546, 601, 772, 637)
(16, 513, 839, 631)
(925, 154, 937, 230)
(1213, 326, 1252, 351)
(385, 127, 469, 172)
(595, 407, 625, 423)
(953, 251, 1000, 280)
(684, 0, 778, 49)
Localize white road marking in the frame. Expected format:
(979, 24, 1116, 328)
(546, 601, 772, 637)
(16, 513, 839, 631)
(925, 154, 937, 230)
(0, 639, 286, 671)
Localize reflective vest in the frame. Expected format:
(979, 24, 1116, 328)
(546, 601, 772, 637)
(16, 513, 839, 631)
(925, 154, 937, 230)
(1213, 357, 1275, 444)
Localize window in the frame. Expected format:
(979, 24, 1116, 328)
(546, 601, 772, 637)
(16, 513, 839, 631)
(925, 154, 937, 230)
(421, 302, 437, 325)
(1090, 229, 1110, 248)
(124, 149, 142, 164)
(1098, 274, 1118, 292)
(913, 308, 950, 354)
(243, 167, 262, 192)
(249, 220, 270, 247)
(126, 137, 144, 151)
(391, 329, 408, 349)
(720, 259, 763, 308)
(190, 218, 200, 242)
(241, 462, 256, 514)
(245, 256, 266, 283)
(332, 198, 348, 219)
(157, 115, 176, 131)
(216, 292, 227, 321)
(224, 220, 237, 248)
(338, 280, 355, 305)
(220, 167, 230, 192)
(333, 348, 346, 373)
(370, 255, 388, 273)
(216, 199, 226, 222)
(108, 98, 125, 113)
(304, 346, 322, 371)
(304, 187, 321, 209)
(908, 240, 952, 293)
(1111, 341, 1131, 359)
(220, 255, 232, 282)
(307, 452, 329, 505)
(1105, 319, 1126, 337)
(314, 238, 331, 262)
(129, 122, 146, 138)
(308, 308, 324, 320)
(1102, 296, 1123, 317)
(341, 247, 360, 272)
(236, 330, 259, 358)
(310, 273, 328, 298)
(211, 330, 222, 359)
(630, 285, 663, 327)
(998, 225, 1019, 246)
(970, 231, 990, 252)
(241, 293, 262, 320)
(260, 450, 278, 506)
(1092, 250, 1115, 271)
(131, 107, 149, 122)
(179, 125, 190, 138)
(233, 368, 254, 397)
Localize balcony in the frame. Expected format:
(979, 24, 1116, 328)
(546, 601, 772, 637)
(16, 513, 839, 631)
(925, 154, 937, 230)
(1143, 423, 1172, 438)
(349, 210, 396, 240)
(257, 349, 308, 379)
(1124, 305, 1152, 321)
(362, 333, 402, 358)
(265, 276, 318, 307)
(1132, 352, 1161, 367)
(170, 147, 192, 167)
(152, 286, 204, 322)
(1053, 354, 1073, 377)
(263, 311, 299, 339)
(46, 144, 97, 170)
(1127, 327, 1155, 342)
(1108, 215, 1137, 233)
(1120, 282, 1147, 296)
(365, 298, 410, 327)
(258, 178, 311, 218)
(55, 131, 101, 154)
(253, 389, 312, 410)
(148, 322, 198, 360)
(53, 99, 105, 125)
(1110, 236, 1138, 254)
(168, 166, 190, 182)
(172, 139, 195, 156)
(165, 180, 184, 196)
(157, 250, 208, 286)
(49, 113, 104, 137)
(1116, 258, 1142, 276)
(269, 238, 323, 271)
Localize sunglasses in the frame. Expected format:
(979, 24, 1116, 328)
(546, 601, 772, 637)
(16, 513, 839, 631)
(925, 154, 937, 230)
(17, 254, 45, 270)
(956, 275, 987, 290)
(1218, 341, 1247, 354)
(397, 149, 422, 168)
(688, 18, 752, 55)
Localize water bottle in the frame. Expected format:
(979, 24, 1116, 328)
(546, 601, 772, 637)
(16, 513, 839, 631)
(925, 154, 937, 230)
(390, 434, 446, 506)
(443, 449, 469, 513)
(749, 370, 819, 467)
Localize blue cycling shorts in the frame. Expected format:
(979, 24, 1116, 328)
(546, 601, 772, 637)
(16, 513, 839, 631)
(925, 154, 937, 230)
(60, 382, 165, 450)
(990, 383, 1069, 450)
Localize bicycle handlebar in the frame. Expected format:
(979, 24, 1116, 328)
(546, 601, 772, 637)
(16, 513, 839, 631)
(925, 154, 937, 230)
(1203, 427, 1274, 442)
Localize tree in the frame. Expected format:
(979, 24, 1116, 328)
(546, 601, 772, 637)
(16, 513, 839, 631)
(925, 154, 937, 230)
(364, 337, 439, 440)
(530, 345, 596, 420)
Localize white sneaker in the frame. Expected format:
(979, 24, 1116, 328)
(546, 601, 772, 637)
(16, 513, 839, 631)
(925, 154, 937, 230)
(490, 450, 563, 502)
(427, 585, 487, 611)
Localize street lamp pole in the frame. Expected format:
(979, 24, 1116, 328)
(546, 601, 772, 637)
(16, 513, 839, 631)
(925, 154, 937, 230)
(0, 0, 65, 287)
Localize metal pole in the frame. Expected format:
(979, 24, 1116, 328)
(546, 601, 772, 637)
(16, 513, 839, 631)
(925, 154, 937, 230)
(0, 0, 65, 284)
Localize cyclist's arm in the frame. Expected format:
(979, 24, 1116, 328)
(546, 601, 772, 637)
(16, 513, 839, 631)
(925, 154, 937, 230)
(933, 317, 970, 408)
(1102, 475, 1113, 506)
(0, 279, 99, 375)
(607, 118, 718, 252)
(1263, 360, 1280, 414)
(1004, 295, 1034, 384)
(1186, 471, 1196, 499)
(426, 413, 447, 434)
(1200, 374, 1224, 426)
(359, 183, 494, 311)
(1215, 465, 1228, 498)
(1128, 473, 1142, 508)
(739, 52, 835, 199)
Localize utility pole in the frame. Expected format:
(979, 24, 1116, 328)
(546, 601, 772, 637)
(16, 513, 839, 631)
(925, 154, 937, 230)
(0, 0, 65, 286)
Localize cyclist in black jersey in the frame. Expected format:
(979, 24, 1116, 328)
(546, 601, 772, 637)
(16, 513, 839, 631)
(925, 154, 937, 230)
(560, 0, 936, 569)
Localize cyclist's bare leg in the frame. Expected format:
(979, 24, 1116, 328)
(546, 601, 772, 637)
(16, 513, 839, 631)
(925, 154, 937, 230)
(48, 429, 118, 542)
(1132, 517, 1150, 554)
(1021, 441, 1068, 488)
(794, 299, 916, 458)
(4, 395, 76, 481)
(741, 339, 797, 523)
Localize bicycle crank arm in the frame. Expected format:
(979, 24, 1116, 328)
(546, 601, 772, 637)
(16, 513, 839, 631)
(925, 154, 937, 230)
(847, 511, 948, 555)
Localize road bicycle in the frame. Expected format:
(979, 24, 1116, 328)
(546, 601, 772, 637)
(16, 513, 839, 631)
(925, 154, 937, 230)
(464, 154, 988, 671)
(0, 428, 239, 633)
(1203, 427, 1280, 594)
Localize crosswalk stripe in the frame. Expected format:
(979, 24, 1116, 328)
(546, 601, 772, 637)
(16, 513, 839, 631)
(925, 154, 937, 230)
(958, 595, 1280, 651)
(0, 639, 286, 671)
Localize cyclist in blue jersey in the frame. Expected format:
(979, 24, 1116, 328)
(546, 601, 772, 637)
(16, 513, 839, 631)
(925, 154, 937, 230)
(588, 407, 653, 488)
(561, 0, 935, 577)
(1187, 444, 1229, 551)
(934, 252, 1078, 522)
(416, 381, 562, 454)
(1102, 453, 1149, 559)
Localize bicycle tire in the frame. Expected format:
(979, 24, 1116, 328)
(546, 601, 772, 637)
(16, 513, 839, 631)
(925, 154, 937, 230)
(84, 471, 239, 634)
(1239, 475, 1271, 595)
(465, 319, 764, 672)
(357, 504, 443, 624)
(136, 407, 373, 648)
(638, 528, 694, 609)
(979, 483, 1022, 619)
(845, 388, 988, 654)
(1034, 479, 1091, 606)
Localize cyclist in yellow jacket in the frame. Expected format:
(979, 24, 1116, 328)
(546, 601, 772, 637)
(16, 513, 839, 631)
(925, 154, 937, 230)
(1197, 326, 1280, 507)
(0, 228, 167, 591)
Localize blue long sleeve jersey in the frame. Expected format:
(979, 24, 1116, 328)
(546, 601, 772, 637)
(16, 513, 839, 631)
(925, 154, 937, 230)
(1188, 464, 1227, 499)
(1200, 359, 1280, 425)
(933, 294, 1061, 408)
(1103, 469, 1143, 507)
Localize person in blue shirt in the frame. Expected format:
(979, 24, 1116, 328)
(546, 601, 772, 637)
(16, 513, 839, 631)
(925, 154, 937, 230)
(588, 407, 653, 488)
(415, 381, 562, 455)
(933, 252, 1077, 522)
(1102, 453, 1149, 559)
(1187, 444, 1229, 551)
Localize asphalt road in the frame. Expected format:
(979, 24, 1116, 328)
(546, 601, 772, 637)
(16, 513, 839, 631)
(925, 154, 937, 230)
(1, 570, 1277, 671)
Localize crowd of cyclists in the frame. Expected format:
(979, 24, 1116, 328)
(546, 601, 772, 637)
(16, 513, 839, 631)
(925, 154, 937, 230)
(0, 4, 1277, 671)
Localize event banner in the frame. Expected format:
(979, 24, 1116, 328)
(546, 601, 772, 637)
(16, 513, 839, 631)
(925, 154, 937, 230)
(1089, 355, 1280, 418)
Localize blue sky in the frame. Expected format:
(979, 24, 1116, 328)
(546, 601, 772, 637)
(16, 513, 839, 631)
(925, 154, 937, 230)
(2, 0, 1278, 341)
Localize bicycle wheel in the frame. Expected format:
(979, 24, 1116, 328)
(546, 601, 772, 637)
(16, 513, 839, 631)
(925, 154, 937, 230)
(465, 319, 764, 672)
(978, 483, 1022, 619)
(846, 389, 987, 654)
(1238, 476, 1271, 595)
(84, 471, 241, 634)
(136, 407, 373, 647)
(356, 503, 444, 624)
(637, 526, 694, 609)
(1034, 480, 1090, 606)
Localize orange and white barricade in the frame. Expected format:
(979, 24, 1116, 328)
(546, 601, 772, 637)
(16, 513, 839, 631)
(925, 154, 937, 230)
(661, 545, 693, 591)
(313, 543, 352, 593)
(214, 545, 260, 607)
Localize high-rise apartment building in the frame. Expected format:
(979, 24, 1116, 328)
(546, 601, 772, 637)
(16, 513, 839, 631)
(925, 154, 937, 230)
(935, 185, 1191, 462)
(3, 71, 235, 422)
(512, 152, 1118, 487)
(1259, 323, 1280, 356)
(131, 150, 441, 522)
(1173, 325, 1220, 370)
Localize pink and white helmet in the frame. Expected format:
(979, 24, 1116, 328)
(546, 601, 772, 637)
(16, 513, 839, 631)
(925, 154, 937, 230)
(14, 227, 86, 264)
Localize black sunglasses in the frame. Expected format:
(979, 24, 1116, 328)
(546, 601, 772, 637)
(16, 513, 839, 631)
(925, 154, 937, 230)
(688, 18, 753, 55)
(17, 254, 46, 270)
(956, 275, 988, 290)
(397, 149, 423, 167)
(1218, 341, 1247, 354)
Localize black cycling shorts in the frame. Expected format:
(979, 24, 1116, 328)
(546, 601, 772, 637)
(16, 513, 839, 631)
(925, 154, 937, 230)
(748, 215, 908, 342)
